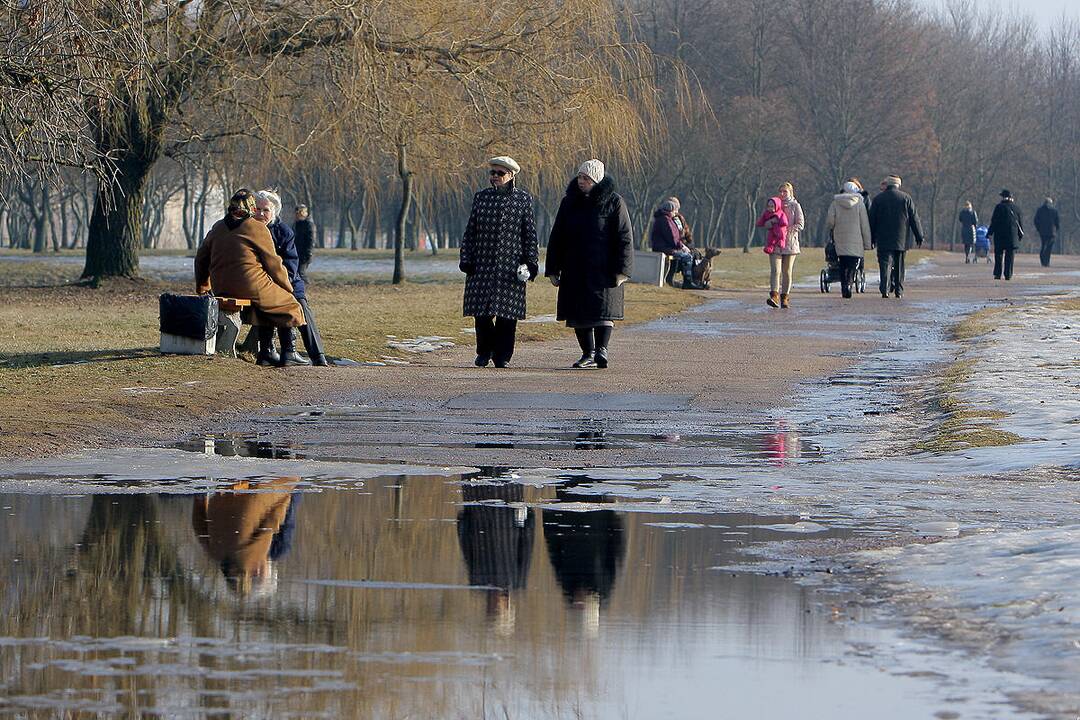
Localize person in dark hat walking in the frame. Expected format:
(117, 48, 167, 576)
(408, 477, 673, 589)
(1033, 197, 1060, 267)
(987, 189, 1024, 281)
(459, 156, 539, 368)
(868, 175, 924, 299)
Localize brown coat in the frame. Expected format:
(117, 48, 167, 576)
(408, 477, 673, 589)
(192, 478, 296, 578)
(195, 218, 304, 327)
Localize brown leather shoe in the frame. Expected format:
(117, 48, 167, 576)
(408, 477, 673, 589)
(780, 293, 790, 309)
(767, 291, 780, 308)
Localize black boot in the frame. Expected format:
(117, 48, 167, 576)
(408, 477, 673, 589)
(255, 327, 280, 366)
(572, 328, 596, 368)
(277, 327, 310, 367)
(593, 326, 612, 369)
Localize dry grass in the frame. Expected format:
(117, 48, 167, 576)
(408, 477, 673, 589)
(0, 265, 703, 458)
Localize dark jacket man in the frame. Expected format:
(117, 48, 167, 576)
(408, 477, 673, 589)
(1033, 199, 1061, 267)
(869, 185, 925, 252)
(1034, 200, 1060, 239)
(868, 178, 924, 298)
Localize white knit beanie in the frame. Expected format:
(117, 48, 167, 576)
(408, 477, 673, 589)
(577, 159, 605, 184)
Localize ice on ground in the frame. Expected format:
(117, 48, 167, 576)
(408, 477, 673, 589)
(858, 524, 1080, 707)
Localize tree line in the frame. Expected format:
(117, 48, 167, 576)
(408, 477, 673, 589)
(1, 0, 1077, 280)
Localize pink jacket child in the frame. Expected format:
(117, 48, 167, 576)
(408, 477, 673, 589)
(756, 196, 789, 254)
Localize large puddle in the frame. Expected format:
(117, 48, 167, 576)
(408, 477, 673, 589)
(0, 471, 1032, 718)
(3, 259, 1077, 717)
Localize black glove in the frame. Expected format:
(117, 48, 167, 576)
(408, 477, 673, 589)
(459, 261, 474, 275)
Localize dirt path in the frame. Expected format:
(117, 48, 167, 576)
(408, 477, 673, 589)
(5, 251, 1073, 463)
(217, 251, 1079, 468)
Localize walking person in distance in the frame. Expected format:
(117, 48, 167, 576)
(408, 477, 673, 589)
(826, 181, 872, 299)
(1033, 197, 1060, 267)
(988, 189, 1024, 281)
(868, 175, 924, 299)
(958, 201, 978, 263)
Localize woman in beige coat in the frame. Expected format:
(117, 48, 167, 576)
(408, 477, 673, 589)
(826, 181, 872, 298)
(195, 189, 305, 364)
(775, 182, 804, 308)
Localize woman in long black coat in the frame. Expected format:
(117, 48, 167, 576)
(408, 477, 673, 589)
(460, 156, 539, 368)
(987, 189, 1024, 281)
(544, 159, 634, 369)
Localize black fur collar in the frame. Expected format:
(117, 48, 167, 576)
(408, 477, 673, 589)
(565, 175, 616, 207)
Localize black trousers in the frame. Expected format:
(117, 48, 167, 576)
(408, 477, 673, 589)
(877, 249, 906, 296)
(290, 297, 324, 359)
(994, 247, 1015, 280)
(474, 316, 518, 363)
(241, 297, 324, 359)
(1039, 236, 1054, 267)
(838, 255, 860, 296)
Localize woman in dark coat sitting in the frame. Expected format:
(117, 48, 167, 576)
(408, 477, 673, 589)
(544, 159, 634, 369)
(255, 190, 327, 366)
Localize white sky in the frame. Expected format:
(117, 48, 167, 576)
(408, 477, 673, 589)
(924, 0, 1079, 31)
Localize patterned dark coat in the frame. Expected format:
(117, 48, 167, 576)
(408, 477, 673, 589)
(460, 181, 539, 320)
(545, 176, 634, 323)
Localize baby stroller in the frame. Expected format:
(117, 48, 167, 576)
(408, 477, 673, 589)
(974, 225, 991, 262)
(819, 240, 866, 293)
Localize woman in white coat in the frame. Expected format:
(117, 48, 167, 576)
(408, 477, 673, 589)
(826, 181, 872, 299)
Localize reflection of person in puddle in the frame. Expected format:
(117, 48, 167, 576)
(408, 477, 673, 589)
(191, 477, 298, 597)
(764, 420, 801, 467)
(456, 480, 534, 635)
(542, 478, 626, 636)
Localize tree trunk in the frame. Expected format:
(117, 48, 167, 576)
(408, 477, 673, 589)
(32, 183, 49, 253)
(393, 141, 413, 284)
(82, 163, 153, 279)
(82, 96, 168, 279)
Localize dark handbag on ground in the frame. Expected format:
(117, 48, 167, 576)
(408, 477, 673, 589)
(159, 293, 218, 340)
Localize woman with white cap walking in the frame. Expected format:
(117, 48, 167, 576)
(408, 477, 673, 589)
(460, 156, 539, 368)
(826, 181, 872, 298)
(545, 159, 634, 369)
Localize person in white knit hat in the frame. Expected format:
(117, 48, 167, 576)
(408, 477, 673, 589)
(544, 159, 634, 369)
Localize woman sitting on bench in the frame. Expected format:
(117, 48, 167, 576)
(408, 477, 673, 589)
(195, 189, 305, 366)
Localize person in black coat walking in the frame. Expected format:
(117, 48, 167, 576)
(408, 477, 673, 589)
(292, 205, 316, 282)
(988, 189, 1024, 280)
(545, 159, 634, 369)
(255, 191, 328, 366)
(868, 175, 925, 299)
(958, 201, 978, 263)
(459, 156, 539, 368)
(1033, 197, 1061, 267)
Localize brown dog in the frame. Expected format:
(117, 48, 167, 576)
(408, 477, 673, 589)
(691, 247, 722, 289)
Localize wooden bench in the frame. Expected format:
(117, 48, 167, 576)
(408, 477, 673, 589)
(214, 297, 252, 357)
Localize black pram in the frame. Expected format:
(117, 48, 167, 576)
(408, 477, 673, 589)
(819, 241, 866, 293)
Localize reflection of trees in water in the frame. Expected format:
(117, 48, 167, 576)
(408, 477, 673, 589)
(542, 478, 625, 607)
